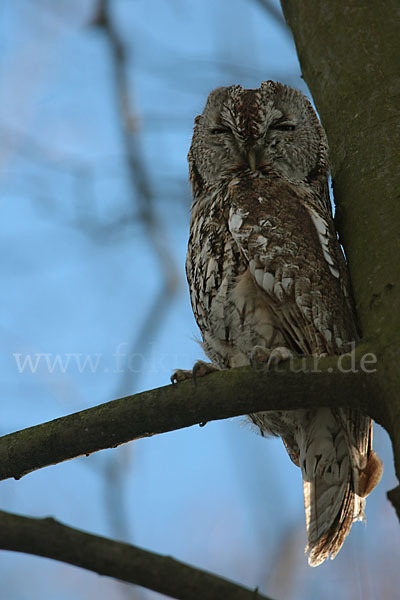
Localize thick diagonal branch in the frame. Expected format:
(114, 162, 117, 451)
(0, 510, 274, 600)
(0, 354, 381, 482)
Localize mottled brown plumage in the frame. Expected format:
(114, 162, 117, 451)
(173, 81, 382, 566)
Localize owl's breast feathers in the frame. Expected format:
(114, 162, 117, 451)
(187, 171, 357, 362)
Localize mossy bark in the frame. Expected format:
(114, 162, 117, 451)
(0, 359, 378, 481)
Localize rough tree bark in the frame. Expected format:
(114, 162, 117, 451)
(281, 0, 400, 513)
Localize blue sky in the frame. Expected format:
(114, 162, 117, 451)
(0, 1, 399, 599)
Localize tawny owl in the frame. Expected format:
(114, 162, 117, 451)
(172, 81, 382, 566)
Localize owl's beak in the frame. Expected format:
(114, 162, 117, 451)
(247, 150, 257, 171)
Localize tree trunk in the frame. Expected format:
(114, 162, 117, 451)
(281, 0, 400, 513)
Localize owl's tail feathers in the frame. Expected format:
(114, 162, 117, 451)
(303, 473, 359, 567)
(299, 413, 383, 567)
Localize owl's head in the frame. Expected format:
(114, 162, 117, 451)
(188, 81, 328, 195)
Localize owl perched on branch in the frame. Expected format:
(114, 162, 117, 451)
(172, 81, 382, 566)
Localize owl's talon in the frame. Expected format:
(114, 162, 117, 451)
(170, 369, 193, 384)
(266, 346, 294, 370)
(249, 345, 271, 372)
(192, 360, 219, 384)
(171, 361, 218, 386)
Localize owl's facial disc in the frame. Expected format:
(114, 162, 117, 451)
(189, 81, 328, 186)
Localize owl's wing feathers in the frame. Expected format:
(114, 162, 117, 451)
(228, 177, 356, 356)
(227, 177, 382, 565)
